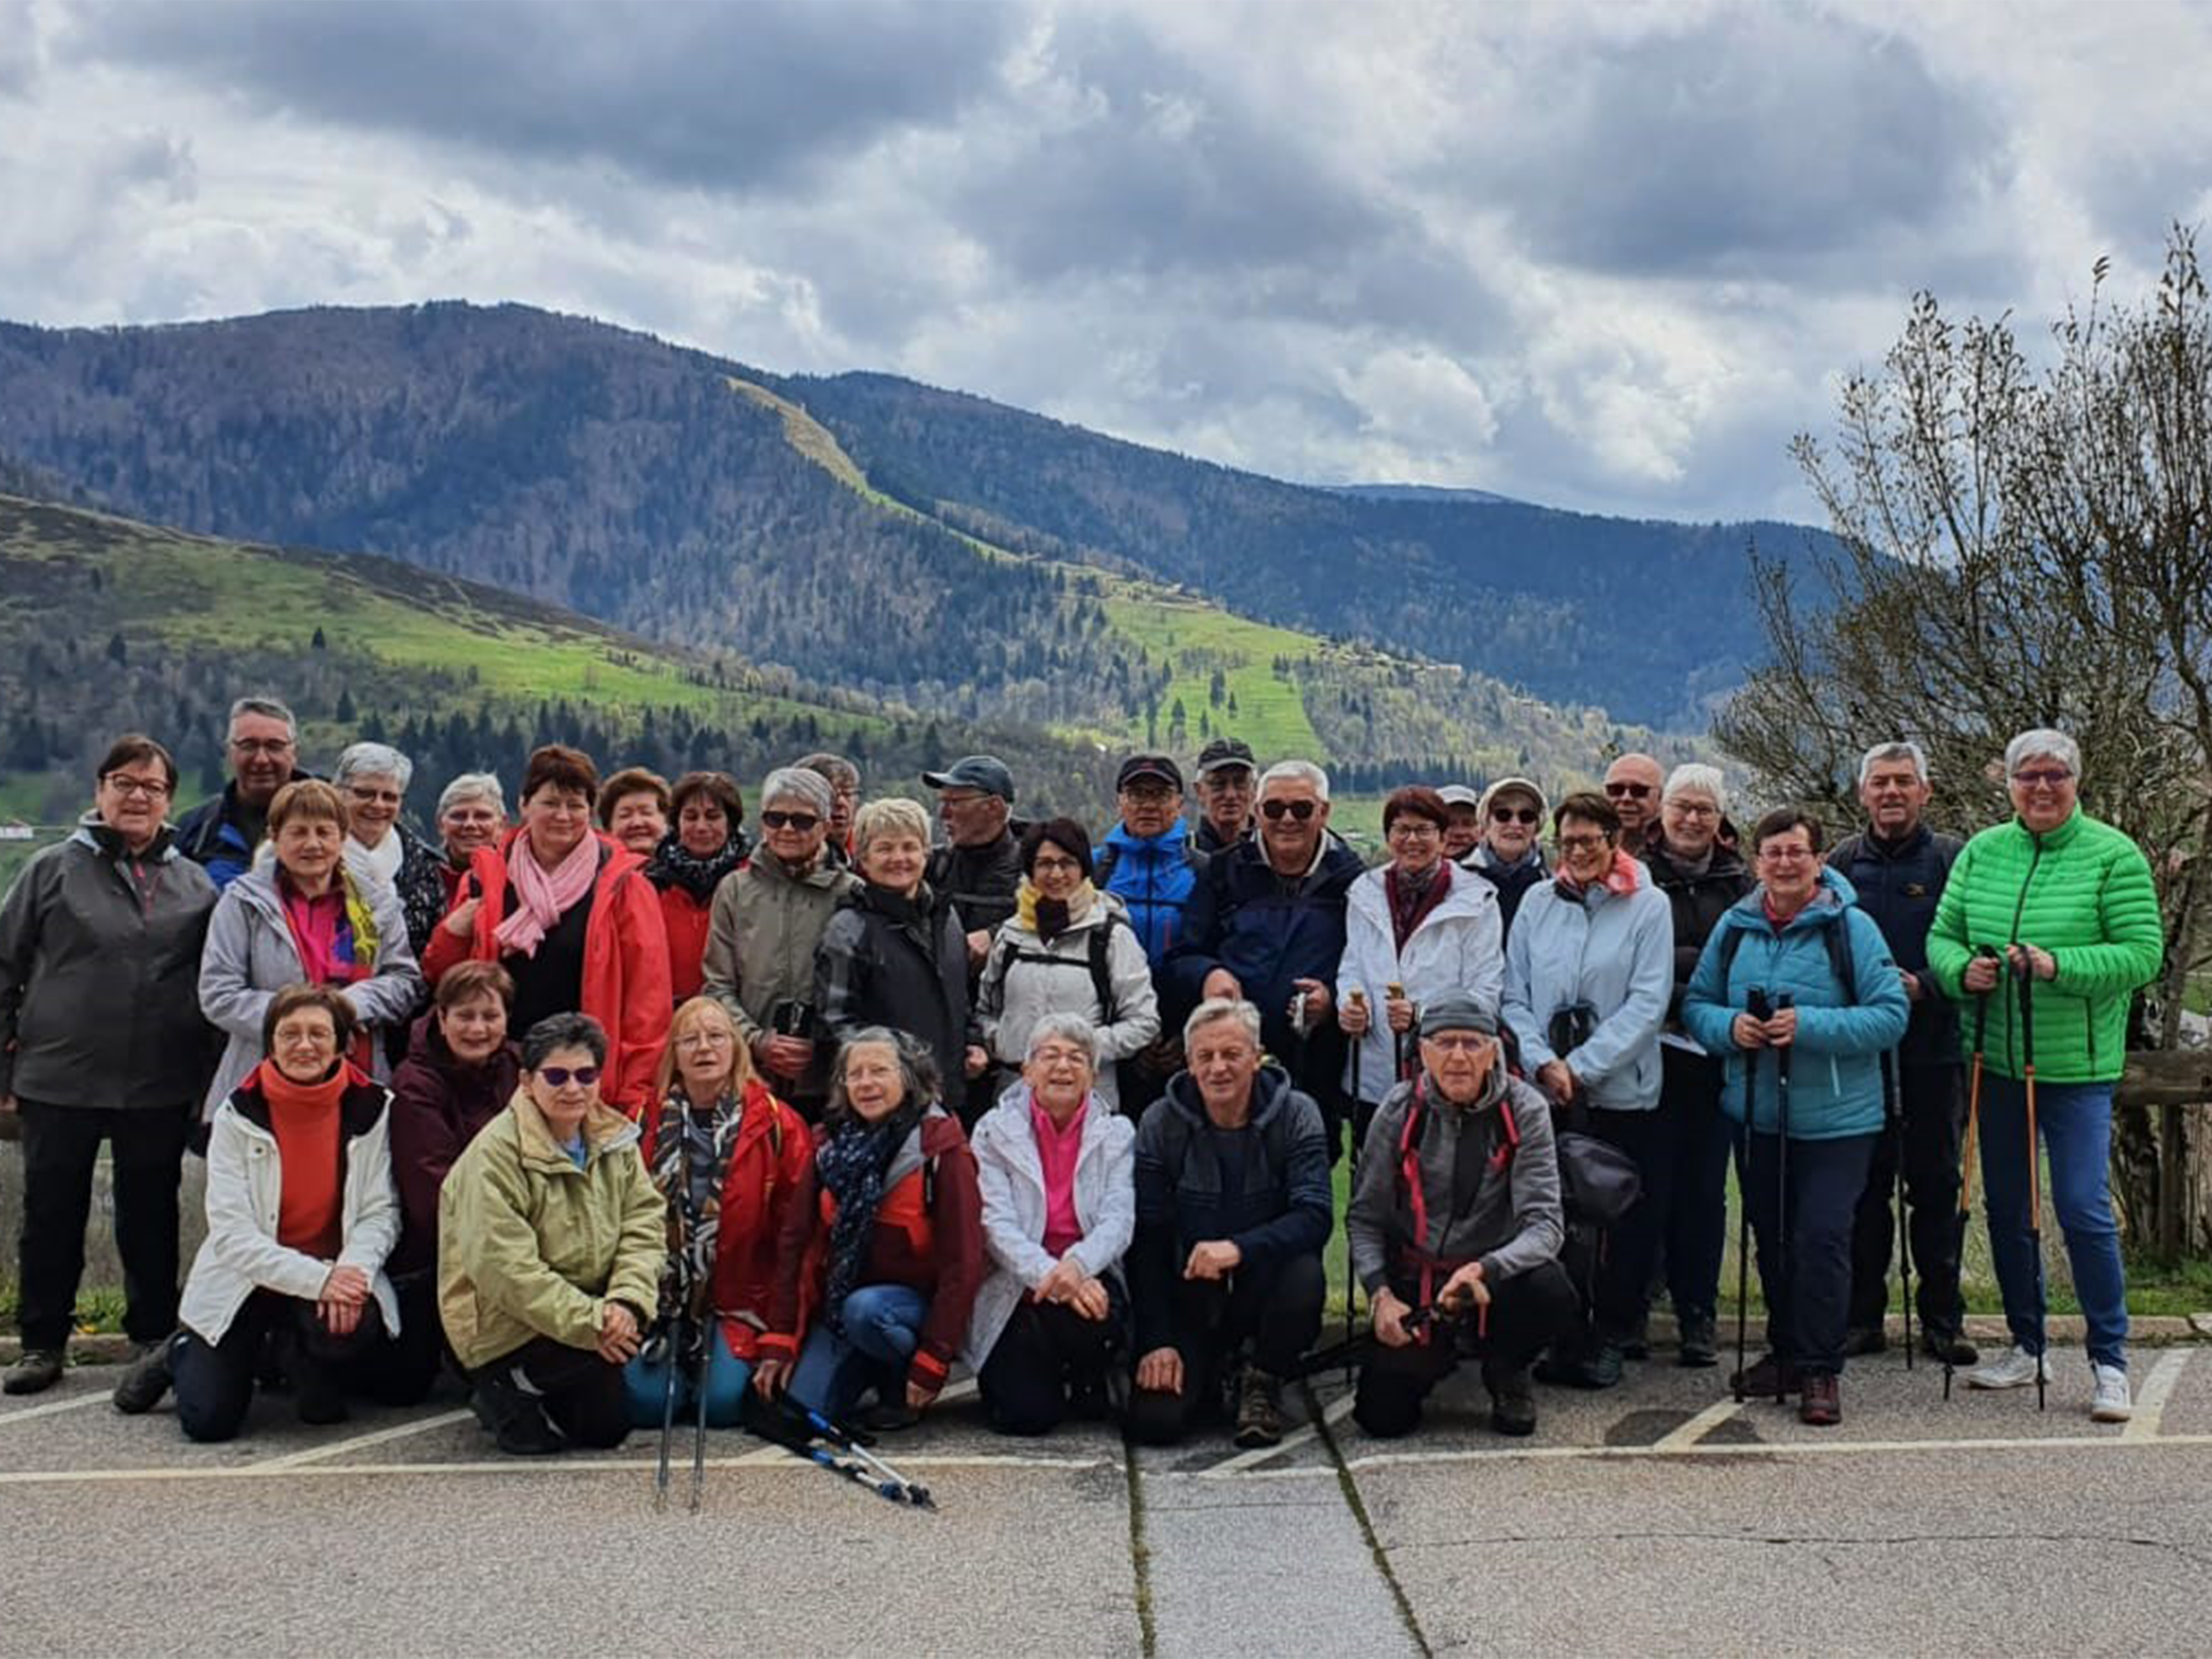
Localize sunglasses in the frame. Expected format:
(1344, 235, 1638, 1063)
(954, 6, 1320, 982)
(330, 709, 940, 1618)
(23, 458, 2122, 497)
(2011, 769, 2073, 789)
(1260, 799, 1318, 822)
(760, 810, 821, 831)
(1489, 807, 1541, 825)
(1604, 781, 1652, 799)
(536, 1066, 601, 1088)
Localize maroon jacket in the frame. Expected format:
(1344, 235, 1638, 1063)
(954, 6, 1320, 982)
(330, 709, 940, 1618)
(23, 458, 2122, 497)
(385, 1013, 521, 1276)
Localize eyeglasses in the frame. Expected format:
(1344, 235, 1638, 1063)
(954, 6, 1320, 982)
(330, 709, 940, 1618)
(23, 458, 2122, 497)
(1260, 799, 1318, 822)
(102, 774, 172, 800)
(1423, 1034, 1492, 1053)
(1121, 785, 1178, 804)
(1200, 771, 1254, 792)
(1604, 781, 1652, 800)
(2011, 769, 2074, 788)
(1759, 847, 1816, 864)
(346, 786, 403, 806)
(1666, 801, 1718, 821)
(675, 1031, 733, 1050)
(1386, 821, 1440, 840)
(1030, 1045, 1093, 1067)
(1489, 807, 1540, 826)
(759, 810, 821, 831)
(1031, 855, 1084, 875)
(1558, 832, 1610, 853)
(273, 1026, 335, 1048)
(536, 1066, 601, 1088)
(230, 738, 295, 757)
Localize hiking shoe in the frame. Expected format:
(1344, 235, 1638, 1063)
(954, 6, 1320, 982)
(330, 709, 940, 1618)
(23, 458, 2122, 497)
(1535, 1343, 1623, 1390)
(3, 1349, 64, 1396)
(471, 1374, 565, 1456)
(860, 1400, 922, 1433)
(2089, 1363, 2132, 1424)
(1798, 1373, 1841, 1426)
(1729, 1353, 1800, 1397)
(1841, 1325, 1888, 1357)
(1481, 1362, 1538, 1438)
(111, 1339, 174, 1415)
(1676, 1312, 1719, 1369)
(1233, 1367, 1287, 1449)
(1620, 1317, 1650, 1362)
(1919, 1328, 1980, 1368)
(1966, 1345, 2051, 1391)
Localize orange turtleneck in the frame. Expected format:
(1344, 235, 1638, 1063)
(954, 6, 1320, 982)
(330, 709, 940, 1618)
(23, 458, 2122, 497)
(255, 1059, 348, 1258)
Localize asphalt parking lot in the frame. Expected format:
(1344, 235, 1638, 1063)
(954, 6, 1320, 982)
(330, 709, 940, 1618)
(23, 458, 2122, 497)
(3, 1337, 2207, 1657)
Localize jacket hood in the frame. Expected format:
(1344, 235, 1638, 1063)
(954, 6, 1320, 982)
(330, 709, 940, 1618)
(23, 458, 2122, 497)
(1348, 862, 1499, 932)
(71, 813, 182, 863)
(1162, 1060, 1298, 1129)
(507, 1087, 641, 1170)
(1722, 862, 1857, 936)
(404, 1010, 521, 1079)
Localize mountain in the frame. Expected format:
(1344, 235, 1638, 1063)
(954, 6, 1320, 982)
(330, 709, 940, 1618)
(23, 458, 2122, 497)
(0, 301, 1808, 740)
(1327, 483, 1521, 507)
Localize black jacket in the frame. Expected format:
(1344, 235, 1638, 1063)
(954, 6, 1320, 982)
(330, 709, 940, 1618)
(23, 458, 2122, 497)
(815, 882, 977, 1098)
(925, 827, 1026, 947)
(1461, 846, 1550, 940)
(1827, 826, 1963, 1062)
(1642, 841, 1754, 1026)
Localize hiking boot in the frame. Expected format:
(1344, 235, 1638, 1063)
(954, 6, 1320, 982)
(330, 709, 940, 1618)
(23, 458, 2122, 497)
(860, 1400, 922, 1433)
(1535, 1343, 1621, 1390)
(1966, 1345, 2051, 1391)
(111, 1338, 174, 1415)
(3, 1349, 64, 1396)
(1676, 1312, 1719, 1369)
(1729, 1353, 1799, 1397)
(1841, 1325, 1888, 1357)
(471, 1373, 565, 1456)
(1481, 1362, 1538, 1438)
(1798, 1373, 1841, 1427)
(1233, 1367, 1287, 1449)
(2089, 1363, 2132, 1424)
(1919, 1328, 1980, 1368)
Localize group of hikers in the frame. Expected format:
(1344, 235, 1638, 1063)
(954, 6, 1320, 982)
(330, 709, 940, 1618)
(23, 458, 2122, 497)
(0, 696, 2164, 1458)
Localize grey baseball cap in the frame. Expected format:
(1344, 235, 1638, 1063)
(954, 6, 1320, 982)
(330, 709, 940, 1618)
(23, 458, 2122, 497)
(1194, 737, 1257, 776)
(921, 755, 1015, 802)
(1419, 993, 1501, 1038)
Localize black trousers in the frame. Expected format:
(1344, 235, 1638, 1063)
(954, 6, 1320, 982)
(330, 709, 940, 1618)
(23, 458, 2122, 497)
(373, 1270, 450, 1406)
(1354, 1259, 1578, 1438)
(15, 1100, 191, 1350)
(472, 1335, 631, 1449)
(978, 1280, 1130, 1437)
(1741, 1130, 1879, 1376)
(1574, 1105, 1671, 1345)
(1846, 1061, 1969, 1334)
(1126, 1253, 1326, 1446)
(173, 1291, 388, 1442)
(1657, 1047, 1734, 1323)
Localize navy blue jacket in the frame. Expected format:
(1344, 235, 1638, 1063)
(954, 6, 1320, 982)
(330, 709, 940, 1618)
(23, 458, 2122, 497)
(1827, 826, 1962, 1063)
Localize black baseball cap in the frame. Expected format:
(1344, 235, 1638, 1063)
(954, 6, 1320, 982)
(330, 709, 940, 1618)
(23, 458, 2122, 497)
(921, 755, 1015, 802)
(1194, 737, 1257, 776)
(1117, 755, 1184, 791)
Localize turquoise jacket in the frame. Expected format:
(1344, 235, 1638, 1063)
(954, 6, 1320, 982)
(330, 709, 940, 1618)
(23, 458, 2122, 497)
(1682, 867, 1909, 1140)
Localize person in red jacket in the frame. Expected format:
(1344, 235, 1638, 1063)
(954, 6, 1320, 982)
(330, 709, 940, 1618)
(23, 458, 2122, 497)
(421, 745, 672, 1119)
(763, 1028, 983, 1430)
(623, 996, 812, 1427)
(644, 771, 748, 1005)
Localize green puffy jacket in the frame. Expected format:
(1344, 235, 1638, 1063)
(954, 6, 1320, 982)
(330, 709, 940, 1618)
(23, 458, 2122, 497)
(1926, 807, 2163, 1083)
(438, 1092, 667, 1371)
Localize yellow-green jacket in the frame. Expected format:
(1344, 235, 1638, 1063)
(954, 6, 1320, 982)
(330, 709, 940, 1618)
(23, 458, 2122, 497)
(438, 1091, 666, 1371)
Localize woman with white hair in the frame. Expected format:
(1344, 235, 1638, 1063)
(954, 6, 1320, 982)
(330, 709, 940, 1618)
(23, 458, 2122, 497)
(1927, 728, 2163, 1422)
(434, 773, 507, 905)
(335, 742, 450, 959)
(964, 1014, 1136, 1435)
(1642, 761, 1754, 1368)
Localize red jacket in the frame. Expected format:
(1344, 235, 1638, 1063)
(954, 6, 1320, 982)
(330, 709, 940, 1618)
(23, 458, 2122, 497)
(421, 831, 673, 1118)
(657, 883, 713, 1005)
(769, 1110, 984, 1401)
(641, 1079, 815, 1364)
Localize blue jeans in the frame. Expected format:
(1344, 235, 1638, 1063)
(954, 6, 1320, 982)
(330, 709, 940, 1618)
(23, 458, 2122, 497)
(787, 1284, 928, 1420)
(622, 1321, 754, 1428)
(1976, 1078, 2128, 1369)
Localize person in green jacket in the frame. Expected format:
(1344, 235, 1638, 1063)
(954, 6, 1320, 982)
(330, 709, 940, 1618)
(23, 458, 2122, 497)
(1926, 729, 2163, 1423)
(439, 1012, 666, 1454)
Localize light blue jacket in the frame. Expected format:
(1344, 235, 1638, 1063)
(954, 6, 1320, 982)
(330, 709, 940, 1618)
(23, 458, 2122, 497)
(1503, 858, 1673, 1112)
(1681, 867, 1910, 1141)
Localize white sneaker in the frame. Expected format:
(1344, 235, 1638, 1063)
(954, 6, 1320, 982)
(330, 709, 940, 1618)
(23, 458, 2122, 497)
(1966, 1345, 2051, 1390)
(2089, 1363, 2132, 1423)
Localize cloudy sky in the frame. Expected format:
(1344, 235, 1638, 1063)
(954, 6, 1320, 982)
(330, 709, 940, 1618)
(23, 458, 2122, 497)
(3, 0, 2206, 520)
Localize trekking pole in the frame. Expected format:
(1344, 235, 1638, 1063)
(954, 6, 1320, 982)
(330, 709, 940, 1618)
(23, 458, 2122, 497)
(1734, 988, 1771, 1405)
(688, 1316, 712, 1512)
(2015, 953, 2047, 1413)
(1772, 993, 1795, 1406)
(771, 1396, 938, 1508)
(1344, 988, 1367, 1386)
(653, 1323, 681, 1512)
(1882, 1049, 1912, 1370)
(1949, 944, 1999, 1402)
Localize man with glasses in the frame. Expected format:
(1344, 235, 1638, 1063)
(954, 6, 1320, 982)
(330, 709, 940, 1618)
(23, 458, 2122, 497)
(1461, 776, 1550, 938)
(1928, 729, 2162, 1422)
(923, 754, 1026, 961)
(1192, 737, 1259, 854)
(1601, 753, 1666, 851)
(176, 696, 310, 888)
(702, 767, 859, 1117)
(1095, 755, 1208, 967)
(796, 752, 861, 865)
(1167, 760, 1364, 1159)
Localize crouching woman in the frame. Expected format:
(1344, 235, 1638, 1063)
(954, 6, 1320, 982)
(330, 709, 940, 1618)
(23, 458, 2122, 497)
(165, 985, 403, 1441)
(439, 1013, 666, 1454)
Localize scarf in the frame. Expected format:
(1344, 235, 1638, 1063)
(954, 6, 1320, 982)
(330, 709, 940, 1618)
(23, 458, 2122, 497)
(1554, 847, 1642, 900)
(816, 1099, 926, 1329)
(647, 828, 750, 904)
(649, 1084, 743, 1322)
(496, 829, 600, 958)
(1385, 860, 1452, 952)
(279, 871, 379, 1072)
(1016, 877, 1097, 944)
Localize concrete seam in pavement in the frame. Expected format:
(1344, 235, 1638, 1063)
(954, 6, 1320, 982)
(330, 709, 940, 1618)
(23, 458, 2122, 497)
(1121, 1433, 1159, 1658)
(1310, 1381, 1432, 1659)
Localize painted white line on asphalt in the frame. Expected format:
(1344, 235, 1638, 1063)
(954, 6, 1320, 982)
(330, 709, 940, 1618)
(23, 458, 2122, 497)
(1332, 1428, 2212, 1473)
(1652, 1398, 1743, 1453)
(1197, 1390, 1358, 1477)
(0, 1449, 1122, 1488)
(0, 1392, 113, 1430)
(253, 1408, 474, 1469)
(2122, 1348, 2192, 1443)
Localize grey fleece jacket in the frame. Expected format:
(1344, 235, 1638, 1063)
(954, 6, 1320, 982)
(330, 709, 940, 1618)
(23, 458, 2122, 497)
(1347, 1069, 1564, 1295)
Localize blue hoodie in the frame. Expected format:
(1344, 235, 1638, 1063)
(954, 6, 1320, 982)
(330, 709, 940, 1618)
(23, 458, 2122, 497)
(1681, 866, 1909, 1141)
(1094, 823, 1206, 967)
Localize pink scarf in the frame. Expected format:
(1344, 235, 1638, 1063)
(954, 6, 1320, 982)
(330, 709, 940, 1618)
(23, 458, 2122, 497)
(495, 830, 601, 958)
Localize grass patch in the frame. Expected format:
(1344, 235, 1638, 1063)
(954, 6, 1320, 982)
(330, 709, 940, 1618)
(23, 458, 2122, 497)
(1095, 587, 1323, 757)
